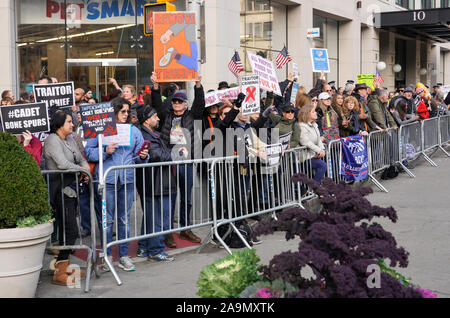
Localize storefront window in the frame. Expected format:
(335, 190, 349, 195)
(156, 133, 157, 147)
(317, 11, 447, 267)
(240, 0, 288, 81)
(16, 0, 186, 99)
(312, 14, 339, 85)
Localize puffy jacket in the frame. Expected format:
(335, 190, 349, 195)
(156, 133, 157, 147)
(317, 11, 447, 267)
(299, 122, 325, 162)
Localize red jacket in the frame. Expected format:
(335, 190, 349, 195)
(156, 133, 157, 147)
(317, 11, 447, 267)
(22, 135, 42, 166)
(416, 98, 430, 119)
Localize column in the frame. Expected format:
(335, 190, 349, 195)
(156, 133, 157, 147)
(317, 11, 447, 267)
(339, 20, 361, 88)
(378, 31, 395, 89)
(0, 0, 17, 96)
(361, 26, 379, 76)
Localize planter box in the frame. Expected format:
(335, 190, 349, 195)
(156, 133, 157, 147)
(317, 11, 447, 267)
(0, 222, 53, 298)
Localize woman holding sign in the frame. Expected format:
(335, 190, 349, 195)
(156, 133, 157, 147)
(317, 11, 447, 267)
(84, 97, 149, 273)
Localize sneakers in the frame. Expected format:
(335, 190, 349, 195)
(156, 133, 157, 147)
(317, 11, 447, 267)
(118, 256, 135, 272)
(101, 256, 113, 272)
(251, 238, 263, 245)
(136, 249, 149, 258)
(179, 230, 201, 244)
(148, 252, 175, 262)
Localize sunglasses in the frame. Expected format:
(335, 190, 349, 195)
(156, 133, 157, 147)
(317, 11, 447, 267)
(311, 99, 318, 102)
(285, 110, 295, 114)
(120, 110, 130, 114)
(173, 99, 185, 104)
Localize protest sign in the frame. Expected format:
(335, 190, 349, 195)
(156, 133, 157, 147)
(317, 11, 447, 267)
(153, 11, 199, 82)
(340, 135, 369, 181)
(247, 51, 282, 96)
(292, 62, 299, 80)
(264, 143, 283, 167)
(103, 124, 132, 147)
(80, 102, 117, 140)
(310, 48, 330, 73)
(0, 102, 49, 135)
(357, 74, 375, 91)
(440, 85, 450, 100)
(205, 87, 240, 107)
(33, 82, 75, 109)
(241, 75, 260, 115)
(279, 132, 292, 151)
(290, 82, 299, 105)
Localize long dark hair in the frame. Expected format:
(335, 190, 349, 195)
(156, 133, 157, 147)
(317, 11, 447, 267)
(395, 99, 408, 120)
(112, 97, 131, 123)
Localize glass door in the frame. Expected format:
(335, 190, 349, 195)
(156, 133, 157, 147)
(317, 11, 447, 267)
(67, 58, 137, 102)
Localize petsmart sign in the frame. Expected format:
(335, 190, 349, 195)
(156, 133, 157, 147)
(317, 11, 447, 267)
(20, 0, 153, 24)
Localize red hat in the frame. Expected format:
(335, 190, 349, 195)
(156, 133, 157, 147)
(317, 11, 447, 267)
(144, 85, 151, 93)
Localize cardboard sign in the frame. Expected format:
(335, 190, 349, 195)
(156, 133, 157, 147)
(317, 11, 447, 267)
(357, 74, 375, 91)
(103, 124, 132, 147)
(290, 82, 299, 105)
(241, 75, 260, 115)
(153, 12, 199, 82)
(0, 102, 49, 135)
(247, 51, 282, 96)
(292, 62, 299, 80)
(205, 87, 241, 107)
(33, 82, 75, 109)
(279, 132, 292, 151)
(264, 143, 283, 167)
(310, 49, 330, 73)
(80, 102, 117, 140)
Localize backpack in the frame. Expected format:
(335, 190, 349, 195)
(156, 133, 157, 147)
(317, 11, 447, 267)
(217, 220, 254, 248)
(381, 165, 399, 180)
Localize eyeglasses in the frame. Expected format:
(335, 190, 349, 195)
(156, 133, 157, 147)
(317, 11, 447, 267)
(326, 90, 332, 92)
(120, 110, 130, 114)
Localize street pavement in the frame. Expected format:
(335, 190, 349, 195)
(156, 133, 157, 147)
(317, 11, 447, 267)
(35, 150, 450, 298)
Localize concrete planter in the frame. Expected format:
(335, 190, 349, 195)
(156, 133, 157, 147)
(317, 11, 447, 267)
(0, 222, 53, 298)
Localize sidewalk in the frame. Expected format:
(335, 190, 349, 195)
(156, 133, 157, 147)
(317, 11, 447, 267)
(35, 151, 450, 298)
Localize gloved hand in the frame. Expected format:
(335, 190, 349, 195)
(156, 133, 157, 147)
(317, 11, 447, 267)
(234, 93, 246, 108)
(262, 105, 275, 118)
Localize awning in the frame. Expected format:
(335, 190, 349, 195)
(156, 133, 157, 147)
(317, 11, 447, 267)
(375, 8, 450, 43)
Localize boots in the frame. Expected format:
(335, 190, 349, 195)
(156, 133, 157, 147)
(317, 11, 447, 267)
(52, 260, 73, 286)
(66, 257, 85, 278)
(164, 233, 176, 248)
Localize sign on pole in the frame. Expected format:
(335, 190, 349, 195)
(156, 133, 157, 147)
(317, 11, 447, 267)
(307, 28, 321, 38)
(0, 102, 49, 135)
(240, 75, 260, 115)
(310, 48, 330, 73)
(79, 102, 117, 140)
(292, 62, 299, 80)
(247, 51, 281, 96)
(153, 11, 199, 82)
(33, 82, 75, 109)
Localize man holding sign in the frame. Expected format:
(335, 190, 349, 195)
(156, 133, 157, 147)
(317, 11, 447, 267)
(84, 97, 149, 273)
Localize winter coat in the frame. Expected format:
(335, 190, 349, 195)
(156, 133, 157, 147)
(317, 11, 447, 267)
(367, 96, 397, 129)
(298, 122, 325, 162)
(316, 106, 340, 143)
(416, 98, 430, 119)
(352, 92, 378, 132)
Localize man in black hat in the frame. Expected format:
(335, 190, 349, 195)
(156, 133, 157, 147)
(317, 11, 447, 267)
(328, 81, 337, 95)
(352, 83, 379, 132)
(218, 81, 230, 91)
(431, 83, 442, 98)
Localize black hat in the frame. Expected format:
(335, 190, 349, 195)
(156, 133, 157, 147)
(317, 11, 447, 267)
(404, 86, 415, 93)
(437, 83, 443, 86)
(425, 85, 429, 89)
(137, 105, 157, 124)
(354, 83, 369, 91)
(346, 80, 355, 84)
(218, 81, 230, 90)
(281, 102, 296, 113)
(433, 85, 439, 89)
(328, 81, 336, 86)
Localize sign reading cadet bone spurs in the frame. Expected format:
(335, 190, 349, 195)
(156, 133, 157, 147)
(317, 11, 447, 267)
(80, 102, 117, 140)
(21, 0, 154, 24)
(0, 102, 49, 135)
(153, 11, 199, 82)
(33, 82, 75, 109)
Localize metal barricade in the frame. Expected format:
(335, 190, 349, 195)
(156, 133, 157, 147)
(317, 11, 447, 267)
(98, 156, 235, 285)
(396, 121, 421, 178)
(41, 169, 98, 293)
(367, 128, 399, 193)
(439, 115, 450, 157)
(326, 139, 343, 184)
(421, 117, 439, 166)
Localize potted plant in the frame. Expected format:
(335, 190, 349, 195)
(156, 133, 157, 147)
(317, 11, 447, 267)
(0, 132, 53, 298)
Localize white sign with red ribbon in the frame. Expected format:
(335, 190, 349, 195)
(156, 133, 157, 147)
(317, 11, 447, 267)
(240, 75, 260, 115)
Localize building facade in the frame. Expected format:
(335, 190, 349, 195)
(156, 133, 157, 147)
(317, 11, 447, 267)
(1, 0, 450, 98)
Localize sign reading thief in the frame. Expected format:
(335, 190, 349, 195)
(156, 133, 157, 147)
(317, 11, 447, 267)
(0, 102, 49, 135)
(33, 82, 75, 109)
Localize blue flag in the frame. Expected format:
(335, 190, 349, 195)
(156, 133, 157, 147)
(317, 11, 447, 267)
(340, 135, 369, 181)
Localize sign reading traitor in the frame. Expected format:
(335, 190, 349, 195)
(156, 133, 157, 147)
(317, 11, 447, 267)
(33, 82, 75, 109)
(240, 75, 260, 115)
(0, 102, 49, 135)
(80, 102, 117, 140)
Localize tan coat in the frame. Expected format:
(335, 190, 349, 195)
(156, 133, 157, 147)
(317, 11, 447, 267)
(299, 122, 325, 161)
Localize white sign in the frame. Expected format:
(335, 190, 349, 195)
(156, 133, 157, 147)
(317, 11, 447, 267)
(103, 124, 132, 146)
(265, 143, 283, 167)
(307, 28, 321, 38)
(241, 75, 260, 115)
(204, 87, 241, 108)
(279, 132, 292, 151)
(247, 51, 282, 96)
(290, 82, 299, 105)
(292, 62, 299, 80)
(20, 0, 153, 25)
(440, 85, 450, 101)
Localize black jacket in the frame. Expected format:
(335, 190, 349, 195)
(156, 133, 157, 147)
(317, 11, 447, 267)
(136, 125, 176, 197)
(152, 85, 205, 159)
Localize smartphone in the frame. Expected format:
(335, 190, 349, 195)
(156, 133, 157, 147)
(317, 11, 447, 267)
(136, 140, 151, 156)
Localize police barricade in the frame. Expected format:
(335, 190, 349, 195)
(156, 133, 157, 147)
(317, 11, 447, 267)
(396, 121, 422, 178)
(98, 156, 236, 285)
(326, 139, 343, 184)
(41, 169, 98, 293)
(367, 128, 399, 193)
(421, 117, 440, 166)
(439, 115, 450, 156)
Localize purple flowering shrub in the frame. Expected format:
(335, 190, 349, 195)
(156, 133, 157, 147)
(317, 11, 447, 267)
(252, 174, 423, 298)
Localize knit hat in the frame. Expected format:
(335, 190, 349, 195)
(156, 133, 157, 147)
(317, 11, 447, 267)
(172, 90, 188, 102)
(137, 105, 157, 124)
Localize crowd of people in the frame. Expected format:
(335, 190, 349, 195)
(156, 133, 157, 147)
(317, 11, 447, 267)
(1, 70, 449, 286)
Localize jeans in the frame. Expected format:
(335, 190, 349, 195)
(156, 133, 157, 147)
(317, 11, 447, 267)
(138, 196, 174, 255)
(103, 183, 134, 257)
(79, 183, 91, 232)
(306, 158, 327, 183)
(178, 164, 193, 227)
(177, 42, 199, 72)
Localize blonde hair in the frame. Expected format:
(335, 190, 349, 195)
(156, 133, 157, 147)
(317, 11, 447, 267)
(295, 94, 311, 110)
(122, 84, 136, 97)
(342, 96, 360, 118)
(298, 104, 316, 124)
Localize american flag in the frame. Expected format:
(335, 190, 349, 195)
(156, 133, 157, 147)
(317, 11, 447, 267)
(374, 70, 384, 86)
(275, 46, 292, 69)
(228, 51, 244, 77)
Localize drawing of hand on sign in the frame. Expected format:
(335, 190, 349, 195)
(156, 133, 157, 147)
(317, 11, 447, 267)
(158, 13, 198, 72)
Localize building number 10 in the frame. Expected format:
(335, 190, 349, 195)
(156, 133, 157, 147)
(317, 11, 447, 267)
(413, 11, 426, 22)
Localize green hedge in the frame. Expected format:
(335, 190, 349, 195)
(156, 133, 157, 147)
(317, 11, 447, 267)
(0, 132, 52, 229)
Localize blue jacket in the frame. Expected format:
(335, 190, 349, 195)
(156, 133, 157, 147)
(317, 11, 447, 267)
(84, 125, 148, 185)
